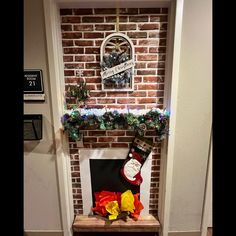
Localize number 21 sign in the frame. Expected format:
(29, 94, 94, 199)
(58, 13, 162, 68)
(24, 69, 45, 101)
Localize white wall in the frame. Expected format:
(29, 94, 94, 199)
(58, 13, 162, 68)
(169, 0, 212, 232)
(24, 0, 62, 231)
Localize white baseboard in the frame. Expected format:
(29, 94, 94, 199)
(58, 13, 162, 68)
(168, 231, 201, 236)
(24, 230, 63, 236)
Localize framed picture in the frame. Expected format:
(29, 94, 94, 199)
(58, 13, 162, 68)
(100, 33, 135, 91)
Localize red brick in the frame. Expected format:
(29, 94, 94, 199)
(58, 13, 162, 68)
(62, 17, 81, 23)
(158, 54, 166, 61)
(138, 23, 160, 30)
(84, 32, 104, 38)
(135, 47, 148, 53)
(73, 9, 93, 15)
(134, 76, 142, 83)
(64, 48, 84, 54)
(92, 143, 110, 148)
(83, 137, 97, 142)
(83, 70, 96, 77)
(135, 62, 146, 69)
(64, 70, 74, 76)
(62, 32, 82, 39)
(140, 8, 161, 14)
(117, 137, 134, 142)
(129, 16, 148, 22)
(152, 166, 160, 171)
(74, 40, 94, 46)
(106, 92, 128, 97)
(85, 63, 100, 69)
(62, 40, 74, 47)
(98, 137, 116, 142)
(128, 105, 145, 109)
(94, 8, 116, 14)
(95, 24, 115, 31)
(75, 55, 94, 62)
(111, 143, 129, 148)
(60, 9, 73, 15)
(138, 98, 157, 104)
(105, 16, 128, 23)
(95, 70, 101, 76)
(149, 47, 158, 53)
(73, 25, 93, 31)
(137, 55, 158, 61)
(106, 105, 126, 109)
(149, 32, 160, 38)
(71, 172, 80, 177)
(107, 131, 126, 136)
(137, 70, 156, 75)
(159, 83, 165, 90)
(86, 77, 101, 83)
(161, 23, 167, 30)
(63, 56, 73, 62)
(117, 98, 135, 104)
(95, 40, 103, 46)
(129, 91, 147, 97)
(85, 48, 100, 54)
(157, 47, 166, 53)
(127, 32, 147, 38)
(126, 131, 136, 136)
(159, 31, 167, 38)
(82, 17, 104, 23)
(138, 84, 159, 90)
(159, 39, 166, 46)
(85, 84, 95, 90)
(147, 62, 158, 68)
(64, 63, 84, 69)
(86, 98, 96, 104)
(150, 15, 168, 22)
(61, 25, 72, 31)
(89, 91, 105, 97)
(97, 99, 116, 104)
(161, 8, 168, 13)
(148, 91, 164, 97)
(119, 24, 136, 31)
(119, 8, 139, 14)
(157, 69, 165, 75)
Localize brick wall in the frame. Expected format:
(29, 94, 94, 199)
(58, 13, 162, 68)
(60, 7, 168, 216)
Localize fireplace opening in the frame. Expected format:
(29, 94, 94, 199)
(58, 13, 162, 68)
(90, 159, 140, 208)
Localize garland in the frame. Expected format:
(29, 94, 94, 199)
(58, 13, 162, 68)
(61, 108, 170, 141)
(101, 51, 132, 87)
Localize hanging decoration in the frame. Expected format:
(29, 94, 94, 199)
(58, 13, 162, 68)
(66, 78, 90, 108)
(61, 108, 170, 141)
(92, 190, 144, 221)
(100, 7, 135, 91)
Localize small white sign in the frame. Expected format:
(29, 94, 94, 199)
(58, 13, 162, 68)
(100, 59, 135, 79)
(24, 94, 45, 101)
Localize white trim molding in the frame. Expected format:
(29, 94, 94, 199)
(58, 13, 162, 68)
(43, 1, 74, 236)
(159, 1, 184, 236)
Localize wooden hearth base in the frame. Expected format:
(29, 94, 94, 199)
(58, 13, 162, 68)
(73, 215, 160, 232)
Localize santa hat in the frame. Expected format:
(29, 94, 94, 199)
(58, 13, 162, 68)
(129, 151, 142, 163)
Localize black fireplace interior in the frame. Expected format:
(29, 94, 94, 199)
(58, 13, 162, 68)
(90, 159, 140, 207)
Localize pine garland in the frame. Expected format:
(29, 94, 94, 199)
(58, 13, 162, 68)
(61, 108, 170, 141)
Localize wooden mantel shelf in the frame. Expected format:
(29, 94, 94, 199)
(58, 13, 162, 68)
(73, 215, 160, 232)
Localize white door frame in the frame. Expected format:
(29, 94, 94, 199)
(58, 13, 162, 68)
(43, 1, 184, 236)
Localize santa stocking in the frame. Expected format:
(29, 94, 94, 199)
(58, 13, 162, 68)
(120, 135, 153, 186)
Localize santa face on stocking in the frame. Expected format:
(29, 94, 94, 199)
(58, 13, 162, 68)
(120, 136, 153, 186)
(121, 149, 143, 186)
